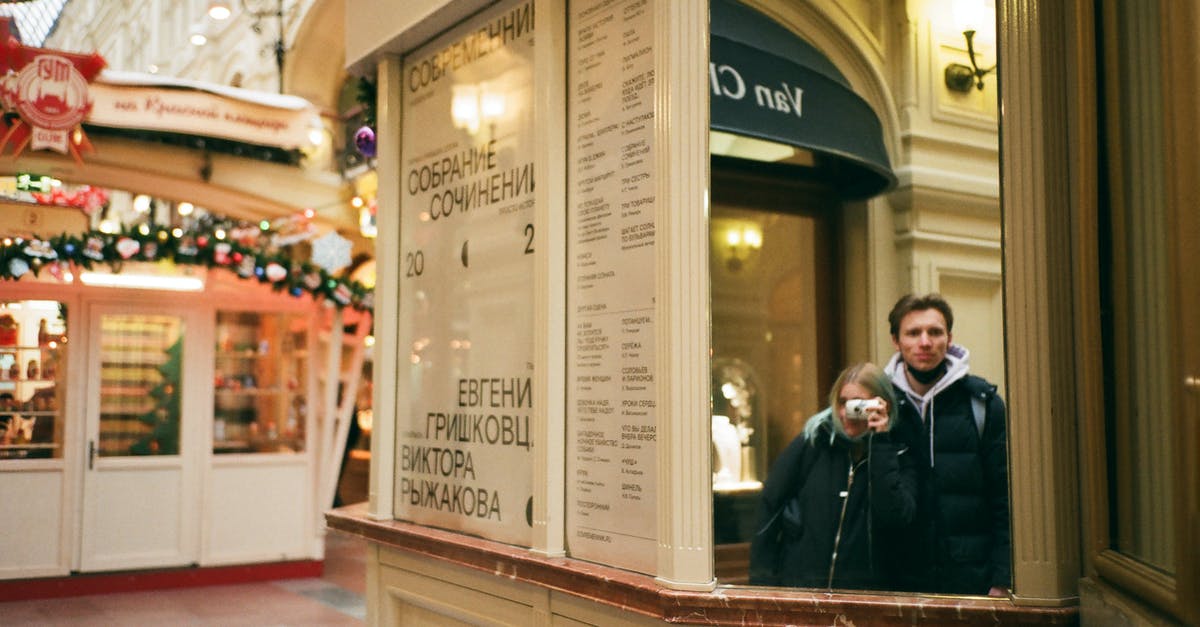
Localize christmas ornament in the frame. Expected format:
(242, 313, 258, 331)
(303, 272, 322, 290)
(311, 231, 352, 273)
(115, 237, 140, 259)
(82, 236, 105, 260)
(332, 283, 352, 305)
(236, 255, 256, 278)
(264, 262, 287, 282)
(47, 261, 66, 282)
(354, 125, 376, 158)
(177, 235, 199, 257)
(213, 242, 232, 265)
(8, 258, 30, 278)
(23, 239, 57, 259)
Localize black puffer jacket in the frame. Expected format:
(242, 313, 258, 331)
(748, 409, 918, 590)
(885, 347, 1011, 594)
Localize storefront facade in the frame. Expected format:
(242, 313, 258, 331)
(0, 10, 375, 584)
(331, 0, 1196, 625)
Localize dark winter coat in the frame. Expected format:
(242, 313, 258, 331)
(885, 346, 1011, 594)
(748, 409, 918, 590)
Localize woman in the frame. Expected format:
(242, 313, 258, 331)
(748, 362, 918, 590)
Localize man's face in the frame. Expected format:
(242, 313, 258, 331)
(892, 308, 951, 372)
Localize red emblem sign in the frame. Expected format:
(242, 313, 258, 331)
(0, 18, 105, 163)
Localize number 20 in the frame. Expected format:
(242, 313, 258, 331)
(406, 251, 424, 277)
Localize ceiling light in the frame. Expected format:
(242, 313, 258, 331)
(208, 1, 232, 20)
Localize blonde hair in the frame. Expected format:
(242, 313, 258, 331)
(804, 362, 897, 442)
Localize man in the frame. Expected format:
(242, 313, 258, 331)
(883, 293, 1010, 596)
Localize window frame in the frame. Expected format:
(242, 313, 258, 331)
(1077, 0, 1200, 622)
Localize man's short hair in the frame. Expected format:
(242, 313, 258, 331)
(888, 293, 954, 337)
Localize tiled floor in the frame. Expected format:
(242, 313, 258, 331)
(0, 532, 367, 626)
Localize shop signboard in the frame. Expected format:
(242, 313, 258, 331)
(396, 0, 536, 546)
(566, 0, 659, 574)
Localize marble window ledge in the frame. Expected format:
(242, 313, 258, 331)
(327, 504, 1077, 626)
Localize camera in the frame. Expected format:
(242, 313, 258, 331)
(845, 398, 884, 421)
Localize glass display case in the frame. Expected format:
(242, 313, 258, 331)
(0, 300, 67, 460)
(213, 311, 307, 454)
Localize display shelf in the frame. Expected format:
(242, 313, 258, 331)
(0, 302, 68, 461)
(0, 442, 59, 459)
(213, 311, 307, 455)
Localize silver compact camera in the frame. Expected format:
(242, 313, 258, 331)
(845, 398, 884, 421)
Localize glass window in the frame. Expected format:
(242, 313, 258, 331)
(213, 311, 307, 454)
(1096, 1, 1198, 618)
(98, 314, 183, 456)
(0, 300, 67, 460)
(710, 162, 841, 583)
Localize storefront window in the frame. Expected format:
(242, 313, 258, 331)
(0, 300, 67, 460)
(213, 311, 308, 454)
(710, 163, 841, 583)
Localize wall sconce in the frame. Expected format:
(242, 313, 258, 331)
(722, 223, 762, 273)
(944, 30, 995, 92)
(945, 0, 996, 92)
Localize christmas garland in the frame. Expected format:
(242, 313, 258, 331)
(0, 225, 373, 311)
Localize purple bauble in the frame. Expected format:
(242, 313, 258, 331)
(354, 126, 377, 158)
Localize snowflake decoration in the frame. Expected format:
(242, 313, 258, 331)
(311, 230, 353, 273)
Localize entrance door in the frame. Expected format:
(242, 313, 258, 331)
(78, 306, 202, 571)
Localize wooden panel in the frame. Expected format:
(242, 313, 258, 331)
(0, 469, 66, 579)
(205, 461, 311, 564)
(0, 201, 87, 237)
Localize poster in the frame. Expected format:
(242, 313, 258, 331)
(395, 0, 536, 546)
(566, 0, 658, 573)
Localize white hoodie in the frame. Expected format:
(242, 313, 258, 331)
(883, 344, 972, 466)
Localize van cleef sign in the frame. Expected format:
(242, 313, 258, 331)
(395, 0, 537, 546)
(707, 0, 896, 199)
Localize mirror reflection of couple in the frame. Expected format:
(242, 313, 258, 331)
(749, 294, 1010, 597)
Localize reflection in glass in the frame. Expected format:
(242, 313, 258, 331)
(1101, 0, 1174, 573)
(710, 167, 841, 584)
(98, 314, 183, 456)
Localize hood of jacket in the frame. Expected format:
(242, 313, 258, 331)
(884, 343, 971, 416)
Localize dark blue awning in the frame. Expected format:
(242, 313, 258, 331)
(710, 0, 897, 200)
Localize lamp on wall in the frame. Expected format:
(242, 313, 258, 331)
(721, 222, 762, 273)
(944, 0, 996, 92)
(208, 0, 289, 93)
(451, 83, 506, 135)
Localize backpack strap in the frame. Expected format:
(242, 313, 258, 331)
(963, 375, 997, 438)
(971, 395, 986, 438)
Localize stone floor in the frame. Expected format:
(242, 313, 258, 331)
(0, 531, 367, 626)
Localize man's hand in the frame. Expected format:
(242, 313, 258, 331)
(987, 586, 1008, 598)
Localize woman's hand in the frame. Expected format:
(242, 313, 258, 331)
(866, 397, 890, 433)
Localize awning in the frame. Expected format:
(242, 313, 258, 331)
(710, 0, 897, 200)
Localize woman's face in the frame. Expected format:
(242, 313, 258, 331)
(837, 381, 873, 438)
